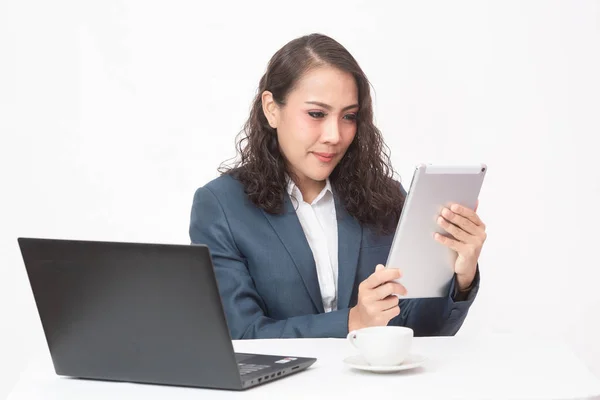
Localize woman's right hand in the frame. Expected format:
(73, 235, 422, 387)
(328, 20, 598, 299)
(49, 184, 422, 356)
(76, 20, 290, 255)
(348, 264, 406, 332)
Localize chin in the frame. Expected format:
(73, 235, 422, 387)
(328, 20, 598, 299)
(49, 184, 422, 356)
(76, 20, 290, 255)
(306, 168, 334, 182)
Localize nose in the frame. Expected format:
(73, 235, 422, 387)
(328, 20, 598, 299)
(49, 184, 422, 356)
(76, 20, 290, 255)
(321, 118, 341, 144)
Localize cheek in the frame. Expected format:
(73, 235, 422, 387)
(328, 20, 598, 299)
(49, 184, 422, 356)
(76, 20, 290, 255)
(340, 123, 357, 147)
(298, 115, 324, 143)
(280, 115, 321, 150)
(277, 116, 317, 159)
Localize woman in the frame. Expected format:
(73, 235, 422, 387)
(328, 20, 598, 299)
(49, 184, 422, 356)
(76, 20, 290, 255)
(189, 33, 486, 339)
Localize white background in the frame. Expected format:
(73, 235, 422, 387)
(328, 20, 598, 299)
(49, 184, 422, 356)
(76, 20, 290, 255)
(1, 0, 599, 397)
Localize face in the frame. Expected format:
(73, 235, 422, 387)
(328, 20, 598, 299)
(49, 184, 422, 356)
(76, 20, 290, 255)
(262, 66, 359, 190)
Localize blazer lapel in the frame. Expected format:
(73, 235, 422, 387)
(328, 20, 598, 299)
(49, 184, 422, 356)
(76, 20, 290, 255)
(261, 194, 324, 313)
(335, 195, 363, 309)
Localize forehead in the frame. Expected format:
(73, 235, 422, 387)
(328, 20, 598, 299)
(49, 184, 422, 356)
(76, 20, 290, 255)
(287, 66, 358, 108)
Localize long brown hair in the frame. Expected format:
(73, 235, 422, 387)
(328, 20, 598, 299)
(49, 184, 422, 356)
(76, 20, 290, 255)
(219, 33, 404, 235)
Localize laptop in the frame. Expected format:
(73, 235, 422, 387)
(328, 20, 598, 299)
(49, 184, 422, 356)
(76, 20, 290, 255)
(17, 237, 317, 390)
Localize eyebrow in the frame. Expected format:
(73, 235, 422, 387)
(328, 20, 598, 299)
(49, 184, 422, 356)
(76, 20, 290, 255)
(305, 101, 359, 112)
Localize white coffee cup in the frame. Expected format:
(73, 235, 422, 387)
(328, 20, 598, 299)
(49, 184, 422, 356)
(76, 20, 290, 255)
(347, 326, 413, 366)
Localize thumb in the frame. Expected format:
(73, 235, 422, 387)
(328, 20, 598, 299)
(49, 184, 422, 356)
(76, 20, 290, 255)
(375, 264, 384, 272)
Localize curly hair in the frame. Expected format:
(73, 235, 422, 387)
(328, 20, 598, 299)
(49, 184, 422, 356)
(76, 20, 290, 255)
(219, 33, 404, 235)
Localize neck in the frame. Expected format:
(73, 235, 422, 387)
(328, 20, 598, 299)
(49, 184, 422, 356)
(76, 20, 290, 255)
(291, 175, 326, 204)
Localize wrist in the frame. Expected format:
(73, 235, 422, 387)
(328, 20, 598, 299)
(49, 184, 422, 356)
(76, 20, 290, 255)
(456, 271, 476, 291)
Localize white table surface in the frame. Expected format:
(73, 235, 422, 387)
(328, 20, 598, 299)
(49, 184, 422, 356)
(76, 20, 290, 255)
(7, 334, 600, 400)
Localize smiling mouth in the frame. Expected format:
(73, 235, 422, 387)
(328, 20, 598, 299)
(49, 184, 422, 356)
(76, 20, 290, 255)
(312, 152, 336, 162)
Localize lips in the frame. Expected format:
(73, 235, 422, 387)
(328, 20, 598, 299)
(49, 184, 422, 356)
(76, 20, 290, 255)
(312, 152, 336, 162)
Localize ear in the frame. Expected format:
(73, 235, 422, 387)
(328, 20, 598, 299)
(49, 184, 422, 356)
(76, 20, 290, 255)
(261, 90, 279, 129)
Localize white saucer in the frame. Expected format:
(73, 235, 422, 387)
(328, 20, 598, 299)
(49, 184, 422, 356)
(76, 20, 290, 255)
(343, 354, 426, 373)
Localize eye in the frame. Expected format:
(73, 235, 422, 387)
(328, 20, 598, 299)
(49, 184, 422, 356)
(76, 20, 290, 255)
(343, 113, 357, 121)
(308, 111, 326, 119)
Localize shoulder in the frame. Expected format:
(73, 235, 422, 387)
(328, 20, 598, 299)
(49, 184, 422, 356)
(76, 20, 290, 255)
(192, 172, 253, 212)
(189, 172, 264, 246)
(198, 173, 245, 197)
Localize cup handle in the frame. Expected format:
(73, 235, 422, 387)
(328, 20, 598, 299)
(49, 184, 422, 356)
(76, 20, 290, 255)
(347, 330, 359, 349)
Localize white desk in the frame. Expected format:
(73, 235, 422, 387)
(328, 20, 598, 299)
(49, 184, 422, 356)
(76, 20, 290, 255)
(8, 334, 600, 400)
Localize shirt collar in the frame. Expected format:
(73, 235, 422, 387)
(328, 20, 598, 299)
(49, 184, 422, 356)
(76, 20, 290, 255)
(286, 175, 333, 205)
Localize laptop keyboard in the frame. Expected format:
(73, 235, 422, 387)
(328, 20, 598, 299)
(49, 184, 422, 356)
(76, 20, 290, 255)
(238, 362, 270, 376)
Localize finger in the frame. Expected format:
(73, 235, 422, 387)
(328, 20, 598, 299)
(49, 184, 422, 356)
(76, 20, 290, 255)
(437, 216, 471, 242)
(474, 199, 479, 212)
(379, 295, 400, 311)
(381, 305, 401, 322)
(375, 264, 384, 272)
(365, 267, 402, 289)
(434, 232, 466, 253)
(373, 282, 407, 300)
(450, 203, 483, 226)
(441, 207, 480, 236)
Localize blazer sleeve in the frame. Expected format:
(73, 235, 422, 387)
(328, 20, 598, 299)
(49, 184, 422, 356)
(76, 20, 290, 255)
(388, 269, 480, 336)
(189, 186, 351, 339)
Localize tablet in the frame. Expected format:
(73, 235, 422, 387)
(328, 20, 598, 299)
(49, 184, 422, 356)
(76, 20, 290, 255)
(386, 164, 487, 298)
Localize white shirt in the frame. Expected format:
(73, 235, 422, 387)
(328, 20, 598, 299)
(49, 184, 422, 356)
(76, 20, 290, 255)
(287, 178, 338, 313)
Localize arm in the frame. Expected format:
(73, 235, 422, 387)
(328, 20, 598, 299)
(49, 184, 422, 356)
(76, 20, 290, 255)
(189, 186, 350, 339)
(389, 268, 480, 336)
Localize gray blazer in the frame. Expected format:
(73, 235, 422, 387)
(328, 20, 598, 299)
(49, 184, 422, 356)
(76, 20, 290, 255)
(189, 174, 479, 339)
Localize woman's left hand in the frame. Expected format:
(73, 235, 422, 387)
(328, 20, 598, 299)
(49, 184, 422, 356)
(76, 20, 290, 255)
(434, 202, 487, 291)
